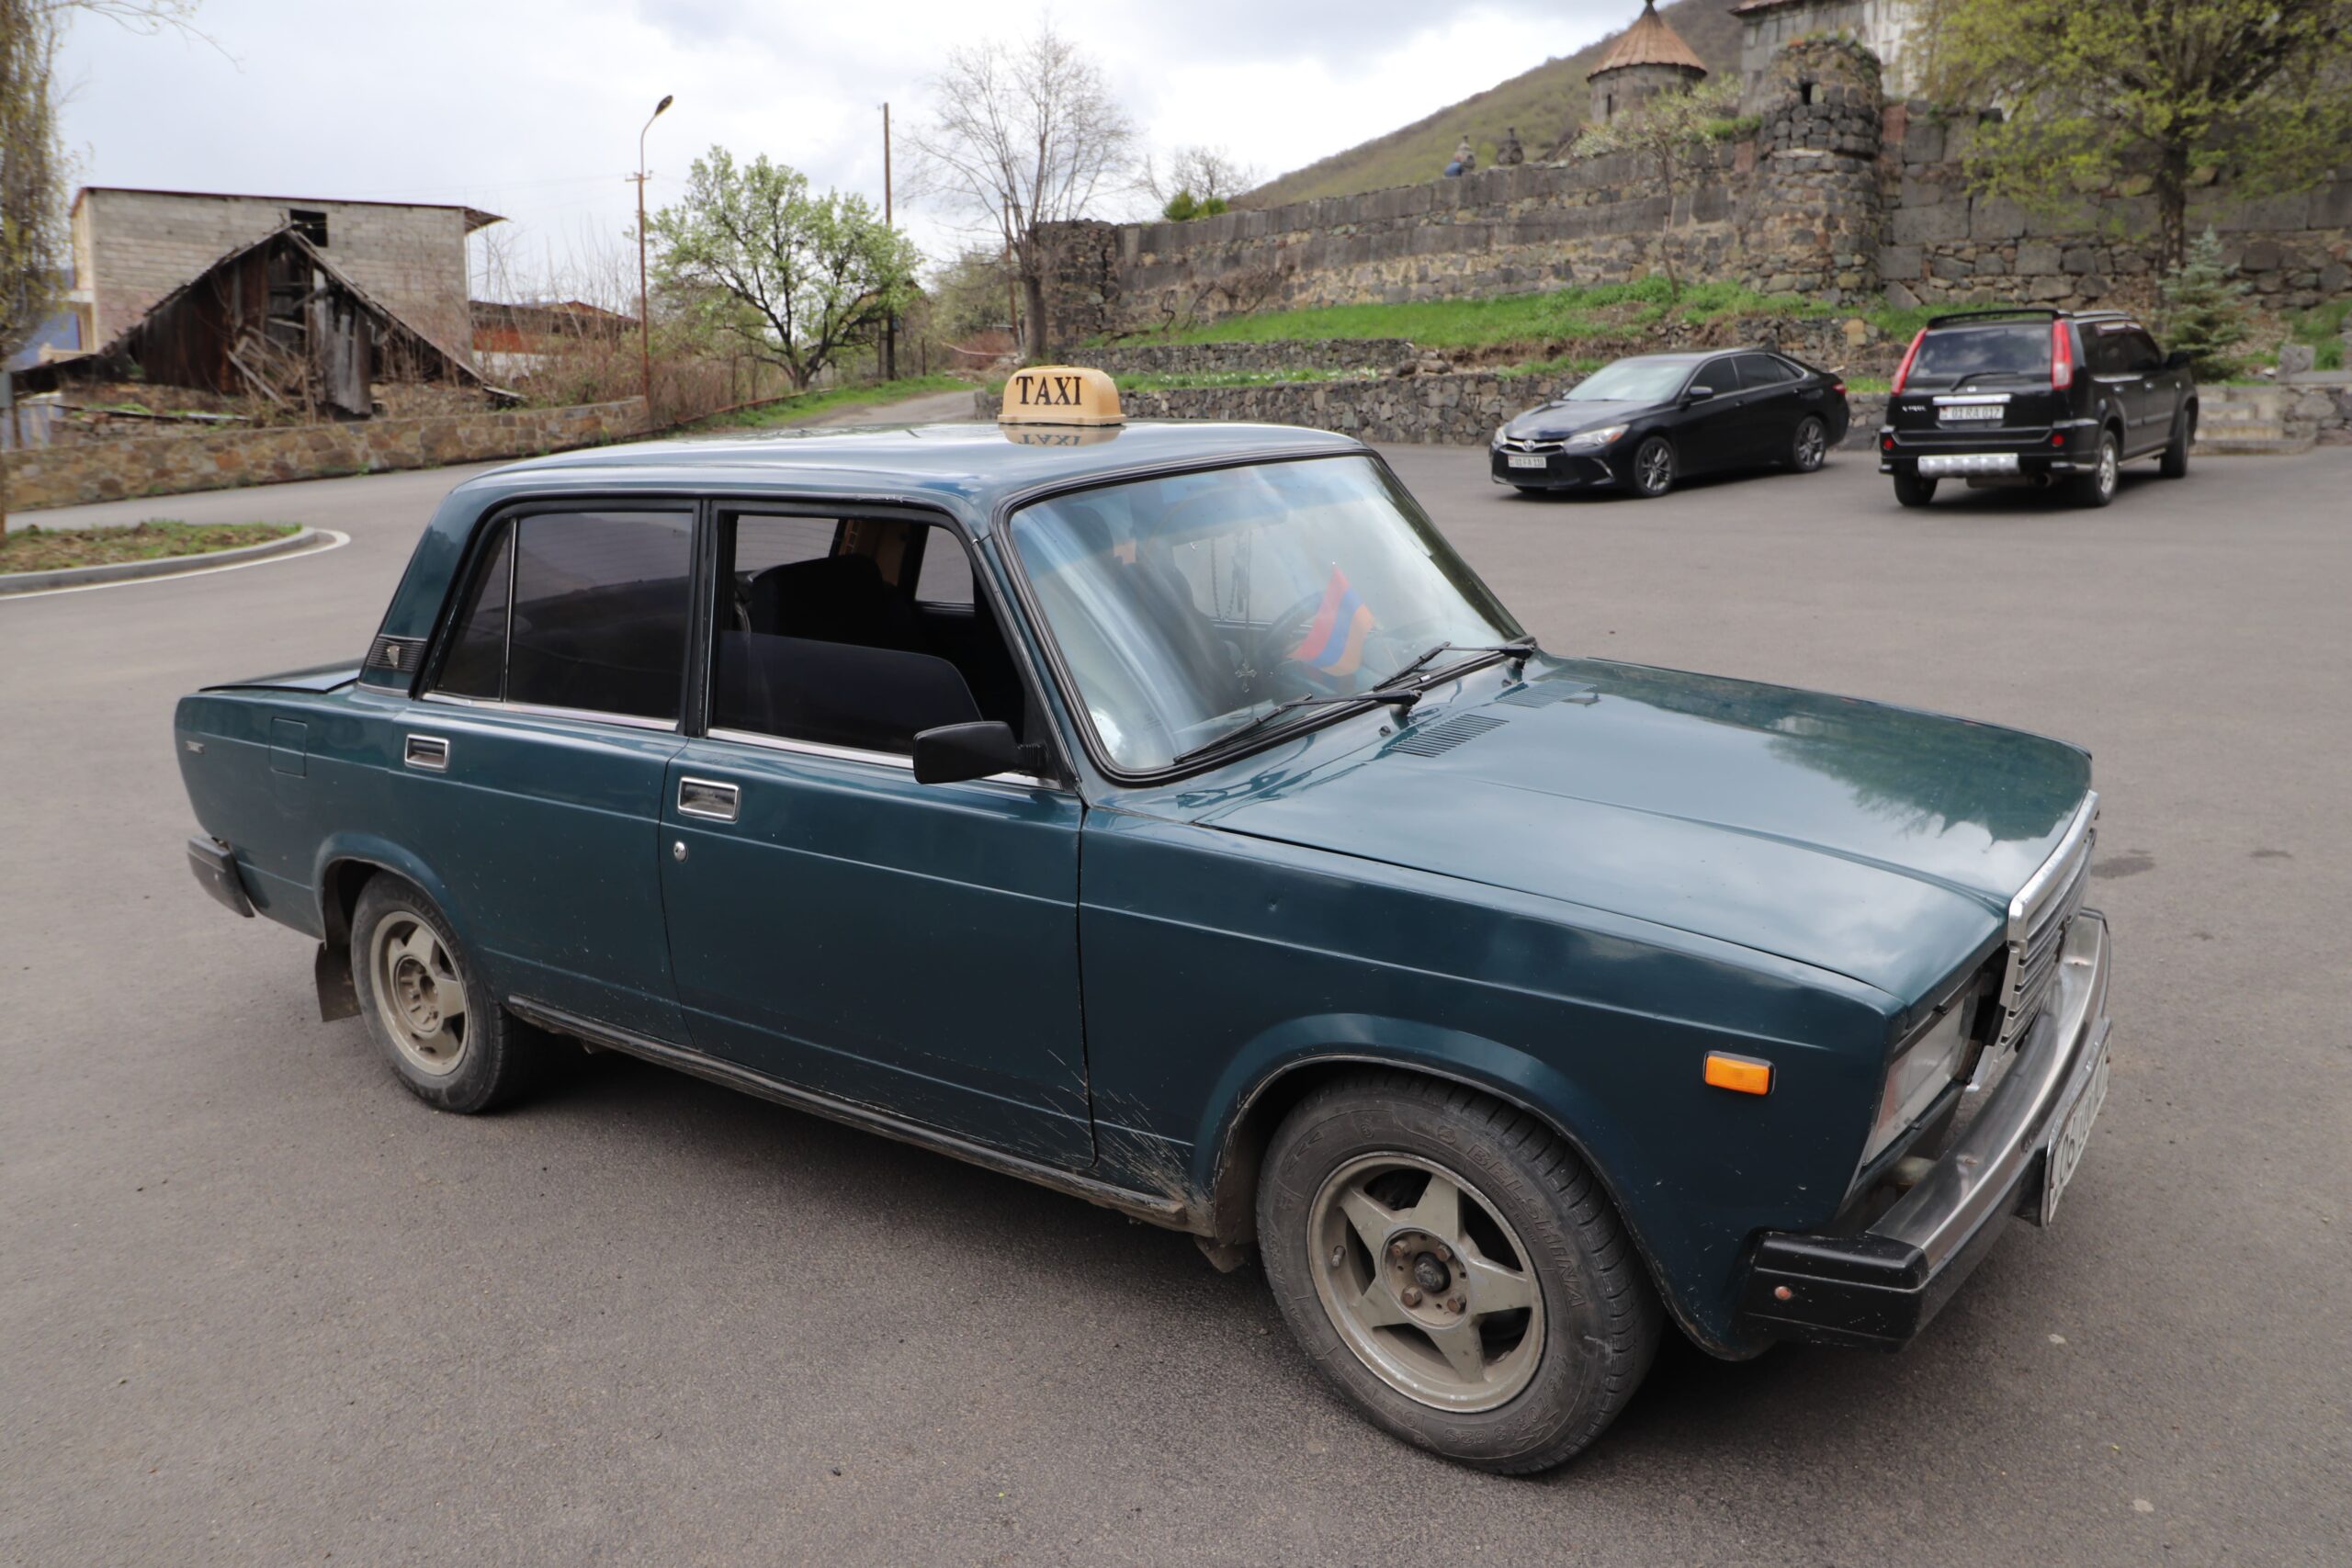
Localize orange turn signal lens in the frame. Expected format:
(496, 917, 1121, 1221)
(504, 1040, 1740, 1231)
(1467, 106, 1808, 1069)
(1705, 1054, 1773, 1096)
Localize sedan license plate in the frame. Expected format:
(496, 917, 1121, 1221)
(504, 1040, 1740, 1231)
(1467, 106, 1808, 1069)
(2040, 1044, 2110, 1224)
(1939, 404, 2005, 422)
(1506, 452, 1550, 470)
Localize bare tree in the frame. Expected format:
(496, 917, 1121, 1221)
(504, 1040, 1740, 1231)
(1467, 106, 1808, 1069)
(1143, 145, 1261, 209)
(908, 22, 1136, 360)
(1574, 79, 1742, 300)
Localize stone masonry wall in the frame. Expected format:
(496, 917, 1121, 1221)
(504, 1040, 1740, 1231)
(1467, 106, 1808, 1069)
(1057, 339, 1420, 378)
(4, 399, 646, 513)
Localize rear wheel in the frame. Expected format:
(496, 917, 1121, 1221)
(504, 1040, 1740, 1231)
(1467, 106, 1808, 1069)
(2160, 408, 2193, 479)
(1631, 436, 1676, 498)
(1790, 415, 1829, 473)
(351, 876, 546, 1113)
(1894, 469, 1939, 509)
(2074, 430, 2121, 508)
(1258, 1072, 1661, 1473)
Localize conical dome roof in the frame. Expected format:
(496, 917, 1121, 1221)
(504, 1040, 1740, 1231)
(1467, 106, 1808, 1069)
(1589, 1, 1709, 80)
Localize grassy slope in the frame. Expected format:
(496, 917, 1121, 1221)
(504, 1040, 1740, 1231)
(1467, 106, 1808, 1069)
(1247, 0, 1743, 209)
(1, 521, 299, 574)
(677, 376, 969, 433)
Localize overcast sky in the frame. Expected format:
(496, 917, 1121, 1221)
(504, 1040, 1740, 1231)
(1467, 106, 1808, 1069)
(56, 1, 1637, 298)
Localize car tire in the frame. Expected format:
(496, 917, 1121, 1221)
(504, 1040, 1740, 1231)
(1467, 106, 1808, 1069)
(1790, 415, 1829, 473)
(350, 874, 546, 1114)
(2074, 429, 2121, 508)
(1257, 1071, 1661, 1474)
(2160, 409, 2193, 479)
(1893, 470, 1938, 508)
(1631, 436, 1676, 498)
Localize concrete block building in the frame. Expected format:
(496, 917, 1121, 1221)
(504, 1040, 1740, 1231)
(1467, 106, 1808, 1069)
(67, 187, 500, 368)
(1731, 0, 1925, 107)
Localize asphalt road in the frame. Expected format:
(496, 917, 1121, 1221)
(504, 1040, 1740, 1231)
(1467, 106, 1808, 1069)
(4, 436, 2346, 1566)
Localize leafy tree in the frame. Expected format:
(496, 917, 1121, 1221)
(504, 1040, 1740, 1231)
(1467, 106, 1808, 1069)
(1922, 0, 2352, 269)
(2159, 228, 2253, 378)
(650, 149, 921, 392)
(1572, 78, 1741, 300)
(1, 0, 67, 378)
(909, 23, 1136, 360)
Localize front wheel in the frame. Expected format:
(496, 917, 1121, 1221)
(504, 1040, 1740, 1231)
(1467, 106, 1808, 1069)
(1630, 436, 1676, 498)
(1790, 414, 1829, 473)
(2160, 409, 2193, 479)
(1258, 1072, 1661, 1473)
(1893, 469, 1939, 508)
(351, 875, 547, 1113)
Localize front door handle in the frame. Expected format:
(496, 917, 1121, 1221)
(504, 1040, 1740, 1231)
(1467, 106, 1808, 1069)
(677, 777, 741, 823)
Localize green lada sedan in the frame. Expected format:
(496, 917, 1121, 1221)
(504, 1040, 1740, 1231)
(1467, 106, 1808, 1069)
(175, 369, 2114, 1473)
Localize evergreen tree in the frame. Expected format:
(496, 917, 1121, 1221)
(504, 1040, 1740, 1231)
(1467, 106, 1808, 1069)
(2159, 228, 2252, 379)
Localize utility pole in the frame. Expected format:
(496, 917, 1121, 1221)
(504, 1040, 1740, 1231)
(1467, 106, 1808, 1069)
(635, 94, 674, 422)
(882, 102, 897, 383)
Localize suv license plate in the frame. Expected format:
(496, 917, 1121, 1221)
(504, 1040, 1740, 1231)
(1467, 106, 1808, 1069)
(2041, 1045, 2110, 1224)
(1506, 452, 1550, 470)
(1940, 405, 2004, 422)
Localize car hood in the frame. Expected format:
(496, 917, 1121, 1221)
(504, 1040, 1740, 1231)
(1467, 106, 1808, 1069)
(1196, 658, 2092, 1004)
(1500, 399, 1657, 442)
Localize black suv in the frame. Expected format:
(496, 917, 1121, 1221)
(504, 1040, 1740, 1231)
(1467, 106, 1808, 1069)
(1878, 309, 2198, 509)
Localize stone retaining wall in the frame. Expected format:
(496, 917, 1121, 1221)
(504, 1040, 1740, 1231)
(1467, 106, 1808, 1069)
(3, 399, 648, 513)
(1058, 339, 1419, 377)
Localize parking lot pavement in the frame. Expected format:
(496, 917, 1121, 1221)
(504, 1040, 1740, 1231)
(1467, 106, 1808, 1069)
(2, 444, 2346, 1566)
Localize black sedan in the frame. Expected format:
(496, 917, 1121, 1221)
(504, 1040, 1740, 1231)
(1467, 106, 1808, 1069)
(1492, 350, 1850, 499)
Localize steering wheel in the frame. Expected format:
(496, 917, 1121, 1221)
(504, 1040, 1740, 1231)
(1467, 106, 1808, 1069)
(1254, 587, 1338, 698)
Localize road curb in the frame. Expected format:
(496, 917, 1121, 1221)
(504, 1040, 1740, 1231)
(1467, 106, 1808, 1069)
(0, 526, 325, 596)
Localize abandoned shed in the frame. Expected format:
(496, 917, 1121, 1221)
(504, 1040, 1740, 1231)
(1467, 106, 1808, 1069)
(21, 225, 492, 419)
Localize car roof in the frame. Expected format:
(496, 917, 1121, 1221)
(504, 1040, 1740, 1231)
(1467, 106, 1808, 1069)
(474, 420, 1363, 520)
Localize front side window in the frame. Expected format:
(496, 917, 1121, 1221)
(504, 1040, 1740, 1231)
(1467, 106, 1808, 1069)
(433, 509, 693, 721)
(1009, 456, 1520, 773)
(711, 512, 1017, 757)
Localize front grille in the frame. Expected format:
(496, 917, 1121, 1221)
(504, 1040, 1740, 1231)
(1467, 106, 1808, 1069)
(1496, 437, 1565, 455)
(1995, 800, 2097, 1044)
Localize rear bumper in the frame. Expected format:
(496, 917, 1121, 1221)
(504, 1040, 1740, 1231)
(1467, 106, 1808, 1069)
(1737, 910, 2113, 1349)
(187, 835, 255, 918)
(1878, 417, 2100, 477)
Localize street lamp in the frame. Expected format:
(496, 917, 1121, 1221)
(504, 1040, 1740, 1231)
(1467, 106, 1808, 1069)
(637, 94, 673, 416)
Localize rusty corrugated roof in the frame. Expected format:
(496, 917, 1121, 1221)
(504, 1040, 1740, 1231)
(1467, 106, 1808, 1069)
(1589, 1, 1711, 79)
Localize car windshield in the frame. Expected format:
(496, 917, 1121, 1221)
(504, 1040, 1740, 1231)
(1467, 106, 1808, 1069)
(1564, 359, 1693, 403)
(1911, 323, 2051, 385)
(1009, 455, 1521, 772)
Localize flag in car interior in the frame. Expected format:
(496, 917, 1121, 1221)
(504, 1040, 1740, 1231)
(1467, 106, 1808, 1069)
(1294, 567, 1374, 678)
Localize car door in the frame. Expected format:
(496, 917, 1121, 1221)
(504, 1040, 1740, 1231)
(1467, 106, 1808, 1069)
(406, 505, 694, 1044)
(1671, 355, 1754, 474)
(656, 505, 1094, 1168)
(1732, 353, 1805, 461)
(2082, 321, 2151, 453)
(2116, 327, 2171, 453)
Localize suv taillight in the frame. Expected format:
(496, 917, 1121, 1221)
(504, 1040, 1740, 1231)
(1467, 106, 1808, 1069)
(2052, 319, 2075, 390)
(1892, 330, 1927, 396)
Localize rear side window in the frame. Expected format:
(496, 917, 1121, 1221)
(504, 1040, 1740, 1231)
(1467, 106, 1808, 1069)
(1913, 325, 2051, 381)
(1734, 353, 1800, 387)
(434, 509, 694, 722)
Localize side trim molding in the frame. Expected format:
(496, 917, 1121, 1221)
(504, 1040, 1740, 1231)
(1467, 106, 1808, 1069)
(504, 997, 1195, 1232)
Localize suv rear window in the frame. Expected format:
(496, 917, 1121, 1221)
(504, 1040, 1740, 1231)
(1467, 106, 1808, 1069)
(1911, 323, 2051, 384)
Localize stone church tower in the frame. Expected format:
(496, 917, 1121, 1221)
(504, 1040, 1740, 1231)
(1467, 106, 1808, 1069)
(1731, 0, 1926, 107)
(1587, 1, 1711, 127)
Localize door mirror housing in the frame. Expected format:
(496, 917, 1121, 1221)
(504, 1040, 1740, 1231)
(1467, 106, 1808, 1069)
(1684, 384, 1715, 403)
(913, 720, 1040, 785)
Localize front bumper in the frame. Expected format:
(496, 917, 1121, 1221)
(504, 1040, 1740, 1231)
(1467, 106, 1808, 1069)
(1737, 909, 2113, 1350)
(1490, 444, 1625, 490)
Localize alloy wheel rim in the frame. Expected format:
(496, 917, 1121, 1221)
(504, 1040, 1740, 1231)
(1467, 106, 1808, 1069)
(1639, 443, 1671, 493)
(369, 914, 469, 1077)
(1797, 419, 1826, 468)
(1306, 1152, 1545, 1413)
(2099, 443, 2119, 497)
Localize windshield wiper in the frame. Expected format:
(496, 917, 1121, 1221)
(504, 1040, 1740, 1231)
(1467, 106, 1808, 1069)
(1371, 637, 1537, 690)
(1173, 685, 1426, 766)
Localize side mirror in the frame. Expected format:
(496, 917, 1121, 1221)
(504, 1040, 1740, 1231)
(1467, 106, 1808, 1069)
(2165, 349, 2194, 372)
(1684, 384, 1715, 402)
(913, 720, 1029, 785)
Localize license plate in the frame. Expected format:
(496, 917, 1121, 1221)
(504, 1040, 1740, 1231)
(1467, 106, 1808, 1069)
(1939, 405, 2004, 422)
(1506, 452, 1550, 470)
(2041, 1045, 2110, 1224)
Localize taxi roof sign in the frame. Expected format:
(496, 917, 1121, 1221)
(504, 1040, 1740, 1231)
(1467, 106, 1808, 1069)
(1001, 365, 1124, 427)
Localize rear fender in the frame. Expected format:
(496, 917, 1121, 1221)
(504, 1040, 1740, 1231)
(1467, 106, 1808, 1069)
(310, 835, 480, 1021)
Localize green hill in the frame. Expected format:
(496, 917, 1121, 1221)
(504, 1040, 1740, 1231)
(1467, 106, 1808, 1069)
(1245, 0, 1745, 209)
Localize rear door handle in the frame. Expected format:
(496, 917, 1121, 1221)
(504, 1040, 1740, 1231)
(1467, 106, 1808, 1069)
(677, 777, 741, 823)
(403, 735, 449, 772)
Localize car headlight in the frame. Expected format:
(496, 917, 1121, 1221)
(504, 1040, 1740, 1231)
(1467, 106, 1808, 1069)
(1860, 999, 1976, 1166)
(1494, 425, 1512, 446)
(1565, 424, 1629, 448)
